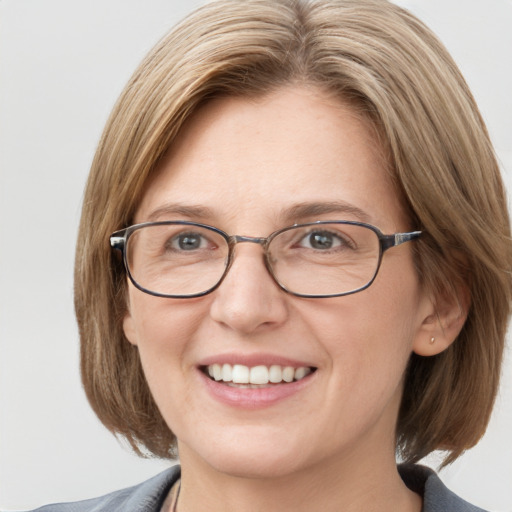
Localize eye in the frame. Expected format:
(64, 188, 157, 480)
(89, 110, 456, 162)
(169, 232, 209, 251)
(298, 230, 348, 250)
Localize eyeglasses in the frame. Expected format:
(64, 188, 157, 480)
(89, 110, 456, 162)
(110, 220, 421, 299)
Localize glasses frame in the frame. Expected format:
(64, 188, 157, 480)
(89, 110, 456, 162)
(110, 220, 421, 299)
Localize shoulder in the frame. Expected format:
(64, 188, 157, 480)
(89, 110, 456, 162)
(25, 465, 180, 512)
(399, 464, 488, 512)
(23, 464, 488, 512)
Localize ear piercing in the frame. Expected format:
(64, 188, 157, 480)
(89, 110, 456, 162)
(430, 337, 436, 344)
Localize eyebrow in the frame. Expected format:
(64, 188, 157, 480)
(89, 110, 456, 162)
(282, 201, 373, 224)
(143, 200, 372, 225)
(145, 203, 215, 222)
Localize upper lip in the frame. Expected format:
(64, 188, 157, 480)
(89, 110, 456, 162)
(197, 353, 317, 369)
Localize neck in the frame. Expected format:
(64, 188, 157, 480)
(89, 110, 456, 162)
(174, 445, 421, 512)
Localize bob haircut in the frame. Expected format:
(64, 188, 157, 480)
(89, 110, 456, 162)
(75, 0, 511, 465)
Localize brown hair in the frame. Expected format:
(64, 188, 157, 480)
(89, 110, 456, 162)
(75, 0, 511, 464)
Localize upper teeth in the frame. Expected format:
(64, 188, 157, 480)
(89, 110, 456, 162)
(207, 364, 312, 385)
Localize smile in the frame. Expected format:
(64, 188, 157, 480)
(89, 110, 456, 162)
(204, 363, 315, 386)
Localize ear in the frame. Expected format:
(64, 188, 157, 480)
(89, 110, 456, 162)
(412, 285, 470, 357)
(123, 310, 138, 346)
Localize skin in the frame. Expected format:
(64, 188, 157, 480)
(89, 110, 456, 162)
(123, 86, 462, 512)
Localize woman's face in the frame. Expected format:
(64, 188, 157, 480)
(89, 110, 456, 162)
(123, 86, 435, 479)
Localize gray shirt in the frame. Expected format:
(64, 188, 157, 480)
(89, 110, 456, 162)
(23, 464, 487, 512)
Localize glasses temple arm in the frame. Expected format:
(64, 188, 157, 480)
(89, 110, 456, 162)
(110, 235, 126, 252)
(381, 231, 422, 251)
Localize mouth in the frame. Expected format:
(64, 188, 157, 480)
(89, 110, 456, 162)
(201, 363, 317, 388)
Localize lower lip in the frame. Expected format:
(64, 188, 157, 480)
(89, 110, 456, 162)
(199, 370, 315, 409)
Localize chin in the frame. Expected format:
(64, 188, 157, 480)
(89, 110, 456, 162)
(209, 451, 305, 480)
(179, 428, 312, 480)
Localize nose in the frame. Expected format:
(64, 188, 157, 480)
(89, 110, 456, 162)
(209, 244, 289, 335)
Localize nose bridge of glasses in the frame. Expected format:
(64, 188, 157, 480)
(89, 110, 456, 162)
(224, 234, 275, 285)
(229, 235, 268, 247)
(226, 235, 272, 276)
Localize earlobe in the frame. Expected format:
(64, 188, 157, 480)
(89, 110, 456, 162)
(412, 288, 469, 357)
(123, 312, 138, 346)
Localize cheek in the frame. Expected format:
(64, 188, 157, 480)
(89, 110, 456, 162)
(125, 292, 207, 391)
(299, 273, 423, 392)
(128, 291, 204, 348)
(126, 299, 211, 438)
(302, 284, 420, 354)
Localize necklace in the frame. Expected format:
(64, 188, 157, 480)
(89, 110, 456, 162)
(162, 478, 180, 512)
(171, 479, 181, 512)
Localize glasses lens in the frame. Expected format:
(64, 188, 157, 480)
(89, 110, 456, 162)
(268, 223, 380, 296)
(126, 224, 229, 296)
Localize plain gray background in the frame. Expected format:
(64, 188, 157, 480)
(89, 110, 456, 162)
(1, 1, 511, 510)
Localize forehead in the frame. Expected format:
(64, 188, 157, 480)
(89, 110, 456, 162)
(136, 86, 406, 232)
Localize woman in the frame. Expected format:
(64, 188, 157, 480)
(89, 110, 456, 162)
(33, 0, 511, 510)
